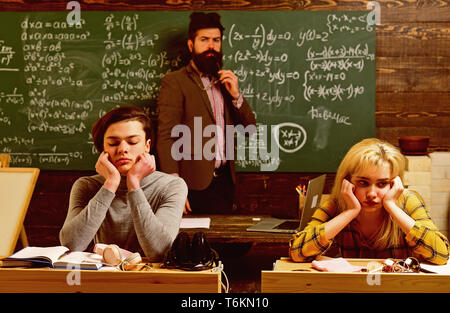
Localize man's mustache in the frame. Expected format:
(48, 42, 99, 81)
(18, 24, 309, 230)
(200, 49, 221, 59)
(192, 49, 223, 76)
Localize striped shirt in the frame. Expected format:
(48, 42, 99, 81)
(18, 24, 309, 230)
(201, 75, 226, 168)
(289, 189, 450, 265)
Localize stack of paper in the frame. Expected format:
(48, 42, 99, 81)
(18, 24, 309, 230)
(180, 217, 211, 229)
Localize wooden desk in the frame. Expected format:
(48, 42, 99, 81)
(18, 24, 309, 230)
(261, 257, 450, 293)
(181, 214, 293, 245)
(0, 264, 221, 293)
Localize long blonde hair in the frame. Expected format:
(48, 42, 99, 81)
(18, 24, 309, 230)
(331, 138, 406, 249)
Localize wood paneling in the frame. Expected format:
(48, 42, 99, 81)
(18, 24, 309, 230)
(235, 172, 335, 218)
(0, 0, 449, 22)
(377, 127, 450, 151)
(377, 57, 449, 92)
(377, 23, 450, 57)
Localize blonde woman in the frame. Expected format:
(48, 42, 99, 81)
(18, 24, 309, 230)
(289, 138, 449, 265)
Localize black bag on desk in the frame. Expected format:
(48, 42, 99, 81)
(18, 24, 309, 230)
(162, 232, 219, 271)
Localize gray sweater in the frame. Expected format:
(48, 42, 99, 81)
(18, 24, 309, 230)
(59, 171, 187, 261)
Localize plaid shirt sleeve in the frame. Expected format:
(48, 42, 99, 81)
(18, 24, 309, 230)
(403, 190, 450, 265)
(289, 200, 336, 262)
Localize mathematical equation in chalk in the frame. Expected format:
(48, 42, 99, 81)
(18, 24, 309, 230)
(0, 11, 374, 170)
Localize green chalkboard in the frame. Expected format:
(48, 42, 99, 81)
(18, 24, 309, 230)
(0, 11, 375, 172)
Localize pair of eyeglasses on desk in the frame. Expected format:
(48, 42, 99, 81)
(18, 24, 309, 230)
(366, 257, 433, 273)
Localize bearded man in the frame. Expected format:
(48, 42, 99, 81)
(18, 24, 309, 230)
(157, 12, 256, 214)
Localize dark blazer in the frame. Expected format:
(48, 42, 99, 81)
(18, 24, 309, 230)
(157, 62, 256, 190)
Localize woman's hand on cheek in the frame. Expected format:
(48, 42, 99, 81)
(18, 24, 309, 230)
(324, 178, 361, 241)
(96, 151, 120, 192)
(383, 176, 404, 206)
(341, 178, 361, 218)
(127, 153, 156, 191)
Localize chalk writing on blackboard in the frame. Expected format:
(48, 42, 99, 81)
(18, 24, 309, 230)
(228, 12, 374, 171)
(273, 122, 307, 154)
(0, 11, 374, 171)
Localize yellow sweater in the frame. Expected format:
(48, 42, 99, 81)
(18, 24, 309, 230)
(289, 190, 449, 265)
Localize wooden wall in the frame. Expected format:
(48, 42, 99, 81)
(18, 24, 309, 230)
(1, 0, 448, 247)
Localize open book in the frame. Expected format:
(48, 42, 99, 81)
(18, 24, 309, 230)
(1, 246, 103, 270)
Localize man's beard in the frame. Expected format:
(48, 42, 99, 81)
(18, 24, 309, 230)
(192, 49, 223, 77)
